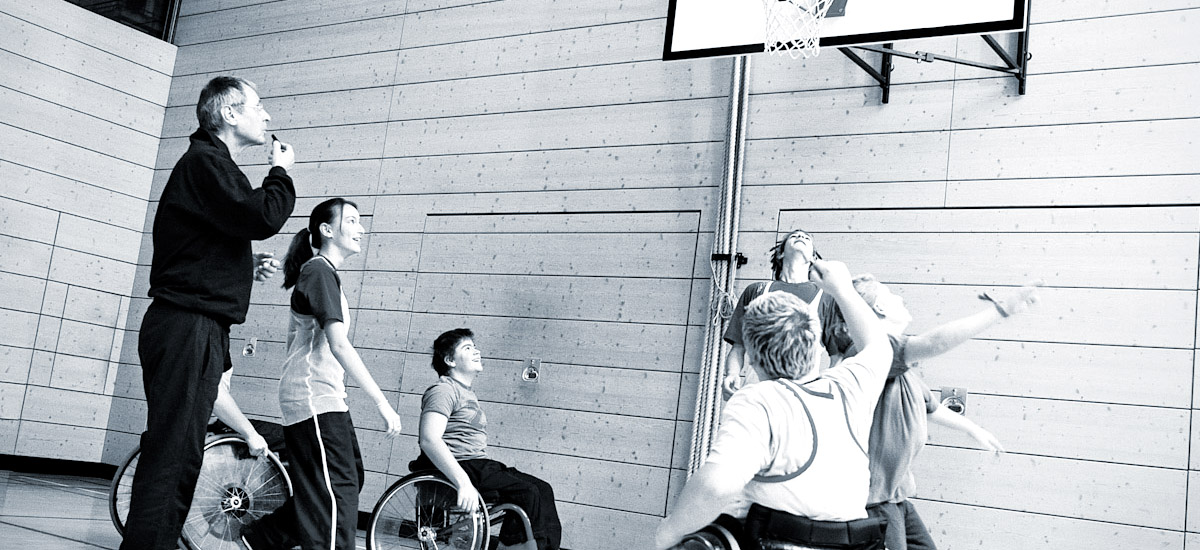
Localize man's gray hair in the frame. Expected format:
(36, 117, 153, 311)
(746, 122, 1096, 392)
(196, 76, 256, 133)
(742, 291, 821, 380)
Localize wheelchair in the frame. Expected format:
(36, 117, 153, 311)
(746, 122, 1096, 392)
(367, 469, 536, 550)
(110, 421, 292, 550)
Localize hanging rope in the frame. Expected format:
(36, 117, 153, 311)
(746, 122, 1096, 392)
(689, 55, 751, 475)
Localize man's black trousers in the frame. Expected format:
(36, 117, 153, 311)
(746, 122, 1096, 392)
(120, 301, 228, 550)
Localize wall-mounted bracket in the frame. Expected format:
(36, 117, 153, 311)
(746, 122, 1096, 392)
(838, 27, 1031, 104)
(522, 358, 542, 383)
(838, 43, 894, 103)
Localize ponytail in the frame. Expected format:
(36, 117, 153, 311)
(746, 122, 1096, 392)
(281, 228, 315, 289)
(282, 197, 358, 289)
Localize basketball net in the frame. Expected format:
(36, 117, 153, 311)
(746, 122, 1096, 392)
(763, 0, 833, 59)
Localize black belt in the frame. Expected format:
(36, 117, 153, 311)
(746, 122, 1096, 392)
(744, 504, 886, 549)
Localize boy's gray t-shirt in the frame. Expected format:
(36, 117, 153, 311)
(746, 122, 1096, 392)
(421, 376, 489, 460)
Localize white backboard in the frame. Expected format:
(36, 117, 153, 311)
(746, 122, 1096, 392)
(664, 0, 1028, 60)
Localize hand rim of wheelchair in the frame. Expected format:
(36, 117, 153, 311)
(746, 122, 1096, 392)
(109, 435, 292, 550)
(368, 471, 490, 550)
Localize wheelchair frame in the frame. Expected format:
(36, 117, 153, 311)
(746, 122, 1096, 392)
(367, 470, 536, 550)
(109, 434, 292, 550)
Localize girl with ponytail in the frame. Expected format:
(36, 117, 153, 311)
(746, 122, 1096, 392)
(243, 198, 402, 550)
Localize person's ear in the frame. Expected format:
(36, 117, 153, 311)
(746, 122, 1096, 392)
(221, 104, 239, 127)
(319, 221, 335, 239)
(443, 354, 456, 368)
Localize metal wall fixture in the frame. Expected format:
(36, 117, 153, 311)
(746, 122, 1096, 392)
(522, 358, 542, 383)
(940, 387, 969, 415)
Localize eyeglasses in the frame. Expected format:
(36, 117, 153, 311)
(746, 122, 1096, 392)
(227, 102, 266, 113)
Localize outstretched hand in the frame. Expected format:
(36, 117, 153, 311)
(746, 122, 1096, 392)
(1000, 280, 1043, 316)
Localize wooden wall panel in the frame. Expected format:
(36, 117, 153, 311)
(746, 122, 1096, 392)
(0, 124, 153, 198)
(1, 0, 173, 463)
(393, 19, 667, 83)
(0, 13, 171, 104)
(945, 175, 1200, 208)
(913, 446, 1185, 530)
(174, 0, 409, 46)
(743, 132, 952, 185)
(816, 232, 1196, 289)
(916, 500, 1184, 550)
(166, 51, 399, 107)
(747, 81, 955, 139)
(172, 16, 404, 76)
(393, 60, 731, 120)
(376, 143, 724, 194)
(928, 393, 1189, 467)
(413, 273, 692, 323)
(951, 64, 1200, 129)
(920, 340, 1192, 407)
(0, 87, 160, 167)
(0, 161, 148, 232)
(947, 119, 1200, 180)
(0, 0, 175, 72)
(384, 99, 725, 157)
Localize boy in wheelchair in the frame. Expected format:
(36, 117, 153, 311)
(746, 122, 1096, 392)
(656, 260, 892, 550)
(412, 328, 562, 550)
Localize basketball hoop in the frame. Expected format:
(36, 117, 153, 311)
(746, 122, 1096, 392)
(763, 0, 833, 59)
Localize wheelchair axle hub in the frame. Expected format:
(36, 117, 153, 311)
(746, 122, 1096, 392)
(220, 486, 252, 517)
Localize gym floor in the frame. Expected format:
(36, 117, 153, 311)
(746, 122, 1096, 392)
(0, 469, 368, 549)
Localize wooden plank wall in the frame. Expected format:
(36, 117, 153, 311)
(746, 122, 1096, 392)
(727, 1, 1200, 548)
(0, 0, 175, 463)
(74, 0, 1200, 549)
(104, 1, 728, 548)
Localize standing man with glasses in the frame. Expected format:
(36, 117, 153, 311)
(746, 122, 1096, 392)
(120, 76, 297, 550)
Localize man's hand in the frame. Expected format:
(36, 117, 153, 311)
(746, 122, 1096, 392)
(807, 259, 853, 293)
(244, 431, 270, 457)
(378, 402, 403, 437)
(269, 139, 295, 171)
(253, 252, 281, 282)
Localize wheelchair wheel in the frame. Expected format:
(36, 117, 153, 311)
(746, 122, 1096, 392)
(109, 444, 140, 533)
(109, 436, 291, 550)
(181, 436, 291, 550)
(368, 473, 488, 550)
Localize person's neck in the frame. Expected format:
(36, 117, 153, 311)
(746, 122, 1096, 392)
(778, 260, 811, 284)
(317, 247, 348, 269)
(213, 128, 251, 161)
(448, 370, 475, 388)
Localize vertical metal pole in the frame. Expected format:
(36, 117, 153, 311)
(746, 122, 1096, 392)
(1017, 0, 1031, 95)
(881, 43, 893, 104)
(689, 55, 751, 475)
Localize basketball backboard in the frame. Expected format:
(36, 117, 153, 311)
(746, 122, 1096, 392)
(663, 0, 1028, 60)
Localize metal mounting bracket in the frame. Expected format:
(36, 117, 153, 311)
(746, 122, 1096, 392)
(837, 26, 1031, 104)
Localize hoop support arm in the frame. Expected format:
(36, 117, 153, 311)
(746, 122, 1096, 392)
(841, 27, 1031, 103)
